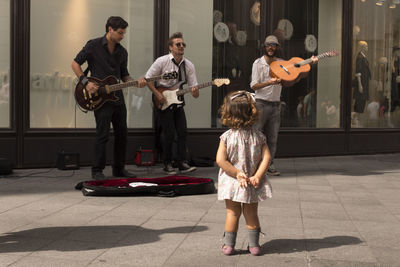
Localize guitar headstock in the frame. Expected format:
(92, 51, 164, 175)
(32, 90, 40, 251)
(162, 71, 179, 80)
(213, 78, 230, 87)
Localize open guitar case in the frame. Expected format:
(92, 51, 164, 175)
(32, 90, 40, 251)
(75, 175, 216, 197)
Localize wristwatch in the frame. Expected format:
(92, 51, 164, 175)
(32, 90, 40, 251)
(79, 75, 89, 87)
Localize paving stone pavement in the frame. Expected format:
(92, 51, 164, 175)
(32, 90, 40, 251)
(1, 153, 400, 266)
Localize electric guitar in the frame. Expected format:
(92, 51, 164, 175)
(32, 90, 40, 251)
(153, 78, 230, 110)
(75, 71, 178, 111)
(270, 50, 338, 87)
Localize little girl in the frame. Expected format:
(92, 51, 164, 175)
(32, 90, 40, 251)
(216, 90, 272, 256)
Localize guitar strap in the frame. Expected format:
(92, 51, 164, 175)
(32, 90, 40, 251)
(83, 66, 90, 77)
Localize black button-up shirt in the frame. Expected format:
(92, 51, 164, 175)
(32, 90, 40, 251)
(74, 35, 129, 105)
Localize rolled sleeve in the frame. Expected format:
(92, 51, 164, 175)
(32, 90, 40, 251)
(250, 61, 260, 88)
(73, 40, 92, 65)
(145, 58, 163, 78)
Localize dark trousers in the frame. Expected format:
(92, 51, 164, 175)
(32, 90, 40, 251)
(92, 102, 127, 173)
(157, 107, 187, 163)
(255, 99, 281, 165)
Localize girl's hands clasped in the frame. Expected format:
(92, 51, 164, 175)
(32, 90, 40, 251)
(236, 171, 248, 188)
(248, 176, 261, 188)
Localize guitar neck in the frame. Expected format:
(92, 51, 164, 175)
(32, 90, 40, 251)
(177, 81, 214, 96)
(107, 75, 162, 92)
(299, 52, 335, 66)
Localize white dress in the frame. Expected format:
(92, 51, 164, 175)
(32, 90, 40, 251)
(218, 128, 272, 203)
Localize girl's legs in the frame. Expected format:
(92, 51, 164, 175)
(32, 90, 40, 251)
(243, 202, 260, 229)
(225, 200, 242, 232)
(222, 200, 242, 255)
(243, 202, 262, 255)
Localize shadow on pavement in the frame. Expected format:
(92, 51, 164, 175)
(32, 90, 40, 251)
(260, 235, 362, 254)
(0, 225, 208, 253)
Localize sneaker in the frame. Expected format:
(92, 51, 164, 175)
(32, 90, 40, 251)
(163, 163, 177, 175)
(92, 171, 105, 180)
(178, 161, 196, 173)
(267, 164, 280, 176)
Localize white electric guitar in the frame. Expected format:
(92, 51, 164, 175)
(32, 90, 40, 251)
(153, 78, 230, 110)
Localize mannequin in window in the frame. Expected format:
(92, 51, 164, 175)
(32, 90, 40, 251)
(353, 41, 371, 126)
(391, 46, 400, 111)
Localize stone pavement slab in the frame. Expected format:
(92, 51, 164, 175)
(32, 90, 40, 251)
(0, 153, 399, 266)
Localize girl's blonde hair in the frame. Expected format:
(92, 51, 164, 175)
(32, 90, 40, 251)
(219, 91, 259, 129)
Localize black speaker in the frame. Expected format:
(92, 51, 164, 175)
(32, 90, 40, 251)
(56, 152, 80, 170)
(0, 158, 13, 175)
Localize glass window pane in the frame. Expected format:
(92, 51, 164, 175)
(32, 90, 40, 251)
(212, 1, 262, 128)
(266, 0, 342, 128)
(352, 0, 400, 128)
(211, 0, 342, 129)
(170, 0, 214, 128)
(30, 0, 153, 128)
(0, 0, 10, 128)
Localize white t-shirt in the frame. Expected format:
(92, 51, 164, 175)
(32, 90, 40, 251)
(145, 53, 198, 88)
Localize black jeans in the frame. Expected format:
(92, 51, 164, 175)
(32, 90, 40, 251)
(157, 106, 187, 164)
(92, 102, 127, 173)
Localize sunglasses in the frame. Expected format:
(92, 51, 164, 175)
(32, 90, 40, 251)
(265, 43, 278, 47)
(175, 42, 186, 48)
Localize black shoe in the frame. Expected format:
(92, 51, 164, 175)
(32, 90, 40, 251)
(112, 169, 137, 178)
(92, 171, 106, 180)
(163, 163, 177, 175)
(178, 161, 196, 173)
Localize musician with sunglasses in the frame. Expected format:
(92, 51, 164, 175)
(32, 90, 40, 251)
(145, 32, 199, 174)
(250, 35, 317, 176)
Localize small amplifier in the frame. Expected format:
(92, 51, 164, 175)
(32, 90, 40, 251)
(135, 149, 155, 166)
(57, 152, 80, 170)
(0, 158, 13, 175)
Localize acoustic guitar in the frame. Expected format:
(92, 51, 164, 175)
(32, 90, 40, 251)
(270, 50, 338, 87)
(153, 78, 230, 110)
(74, 71, 178, 111)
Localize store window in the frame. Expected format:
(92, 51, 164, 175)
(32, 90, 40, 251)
(170, 0, 342, 129)
(30, 0, 154, 128)
(0, 0, 10, 128)
(213, 0, 342, 129)
(352, 0, 400, 128)
(170, 0, 214, 128)
(211, 1, 263, 127)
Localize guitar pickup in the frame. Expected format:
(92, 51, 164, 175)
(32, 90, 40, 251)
(280, 65, 290, 75)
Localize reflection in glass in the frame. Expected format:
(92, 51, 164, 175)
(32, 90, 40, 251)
(212, 0, 342, 129)
(352, 0, 400, 128)
(0, 0, 10, 128)
(30, 0, 153, 128)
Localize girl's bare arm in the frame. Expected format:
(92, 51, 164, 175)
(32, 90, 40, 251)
(216, 141, 248, 186)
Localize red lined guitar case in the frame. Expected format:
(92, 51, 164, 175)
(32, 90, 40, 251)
(75, 176, 215, 197)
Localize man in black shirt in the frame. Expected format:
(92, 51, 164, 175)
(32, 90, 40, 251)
(72, 16, 146, 180)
